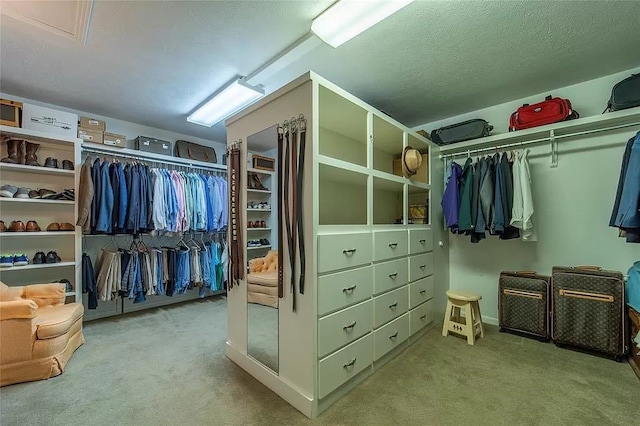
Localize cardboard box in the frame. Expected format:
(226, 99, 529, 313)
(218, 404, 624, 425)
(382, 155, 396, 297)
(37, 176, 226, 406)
(79, 116, 106, 131)
(22, 103, 78, 138)
(393, 153, 429, 184)
(78, 127, 104, 144)
(103, 132, 126, 148)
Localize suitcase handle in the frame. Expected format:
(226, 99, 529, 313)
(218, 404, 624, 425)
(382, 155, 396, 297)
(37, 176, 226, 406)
(575, 265, 602, 271)
(514, 271, 537, 276)
(503, 289, 543, 300)
(559, 289, 613, 303)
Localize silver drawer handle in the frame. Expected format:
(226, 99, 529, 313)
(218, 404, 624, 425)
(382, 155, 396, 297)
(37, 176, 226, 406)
(419, 239, 426, 244)
(388, 302, 398, 309)
(343, 358, 357, 369)
(343, 321, 357, 330)
(388, 242, 398, 248)
(419, 265, 426, 270)
(419, 289, 426, 295)
(419, 314, 427, 320)
(343, 248, 357, 255)
(389, 331, 398, 339)
(342, 285, 357, 293)
(389, 272, 398, 279)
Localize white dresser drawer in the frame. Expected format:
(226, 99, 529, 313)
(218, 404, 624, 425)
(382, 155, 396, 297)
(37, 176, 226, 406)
(373, 258, 408, 295)
(410, 299, 434, 336)
(318, 266, 373, 316)
(373, 285, 409, 329)
(318, 300, 373, 358)
(409, 276, 434, 309)
(373, 230, 408, 261)
(319, 334, 373, 399)
(318, 232, 372, 274)
(374, 313, 409, 361)
(409, 229, 433, 254)
(409, 253, 434, 282)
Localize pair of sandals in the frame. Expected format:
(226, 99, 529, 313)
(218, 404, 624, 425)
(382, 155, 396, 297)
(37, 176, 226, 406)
(30, 188, 75, 201)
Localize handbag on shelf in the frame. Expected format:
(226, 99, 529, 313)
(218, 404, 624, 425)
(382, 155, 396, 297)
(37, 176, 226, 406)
(605, 74, 640, 112)
(174, 140, 217, 163)
(430, 119, 493, 146)
(509, 95, 579, 131)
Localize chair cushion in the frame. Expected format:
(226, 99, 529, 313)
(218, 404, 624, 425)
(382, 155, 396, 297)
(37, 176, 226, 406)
(35, 303, 84, 340)
(0, 282, 24, 302)
(247, 272, 278, 287)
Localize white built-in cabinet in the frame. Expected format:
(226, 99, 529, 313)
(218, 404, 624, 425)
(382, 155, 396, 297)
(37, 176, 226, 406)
(0, 125, 81, 303)
(225, 72, 437, 418)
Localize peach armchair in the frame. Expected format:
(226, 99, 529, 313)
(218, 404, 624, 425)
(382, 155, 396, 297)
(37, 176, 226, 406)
(0, 281, 84, 387)
(247, 250, 279, 308)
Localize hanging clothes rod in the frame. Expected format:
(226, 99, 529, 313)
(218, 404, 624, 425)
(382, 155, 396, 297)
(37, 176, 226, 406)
(81, 144, 227, 172)
(438, 121, 640, 160)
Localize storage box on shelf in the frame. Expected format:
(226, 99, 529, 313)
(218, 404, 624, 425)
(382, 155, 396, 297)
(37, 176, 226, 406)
(0, 125, 81, 304)
(225, 72, 435, 418)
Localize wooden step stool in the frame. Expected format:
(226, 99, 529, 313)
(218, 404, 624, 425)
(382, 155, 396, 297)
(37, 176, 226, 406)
(442, 290, 484, 345)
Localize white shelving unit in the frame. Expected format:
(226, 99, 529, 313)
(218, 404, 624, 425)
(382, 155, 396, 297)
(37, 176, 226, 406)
(0, 126, 81, 303)
(225, 72, 435, 419)
(246, 165, 274, 257)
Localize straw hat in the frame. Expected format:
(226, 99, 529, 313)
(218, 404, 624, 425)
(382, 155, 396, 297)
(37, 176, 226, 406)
(402, 146, 422, 177)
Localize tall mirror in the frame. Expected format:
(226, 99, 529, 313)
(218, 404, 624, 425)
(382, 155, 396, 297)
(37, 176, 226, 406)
(245, 125, 279, 373)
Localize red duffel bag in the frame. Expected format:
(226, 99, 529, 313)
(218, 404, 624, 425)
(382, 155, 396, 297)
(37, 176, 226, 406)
(509, 95, 579, 131)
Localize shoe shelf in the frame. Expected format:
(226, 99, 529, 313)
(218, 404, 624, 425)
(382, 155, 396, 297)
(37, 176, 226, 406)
(0, 198, 74, 205)
(247, 228, 272, 232)
(247, 188, 271, 194)
(247, 208, 272, 212)
(0, 261, 75, 271)
(247, 245, 272, 250)
(247, 167, 274, 175)
(0, 231, 75, 237)
(0, 162, 75, 176)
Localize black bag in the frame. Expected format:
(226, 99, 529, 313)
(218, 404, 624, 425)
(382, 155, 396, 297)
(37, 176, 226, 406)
(174, 140, 217, 163)
(551, 266, 627, 360)
(135, 136, 172, 156)
(499, 271, 550, 341)
(430, 119, 493, 146)
(606, 74, 640, 112)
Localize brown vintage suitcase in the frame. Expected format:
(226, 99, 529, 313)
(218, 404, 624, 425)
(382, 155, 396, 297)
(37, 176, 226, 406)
(174, 140, 217, 163)
(499, 271, 550, 341)
(551, 266, 627, 360)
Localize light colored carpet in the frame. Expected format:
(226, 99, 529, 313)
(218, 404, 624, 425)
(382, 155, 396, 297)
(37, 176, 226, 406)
(1, 297, 638, 425)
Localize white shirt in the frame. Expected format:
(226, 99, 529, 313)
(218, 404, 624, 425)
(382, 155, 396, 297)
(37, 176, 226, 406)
(510, 149, 536, 241)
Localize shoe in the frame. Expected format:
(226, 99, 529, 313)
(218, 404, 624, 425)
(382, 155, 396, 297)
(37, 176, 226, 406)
(24, 142, 41, 166)
(261, 202, 271, 210)
(0, 221, 6, 232)
(13, 253, 29, 266)
(62, 160, 74, 170)
(0, 254, 14, 267)
(58, 279, 73, 292)
(44, 157, 59, 168)
(1, 138, 24, 164)
(259, 220, 266, 228)
(33, 251, 46, 264)
(0, 184, 18, 198)
(45, 251, 61, 263)
(9, 220, 25, 232)
(46, 222, 60, 231)
(28, 190, 41, 199)
(61, 189, 75, 201)
(251, 173, 268, 191)
(26, 220, 41, 232)
(59, 222, 75, 231)
(13, 187, 30, 199)
(261, 239, 270, 246)
(39, 188, 57, 199)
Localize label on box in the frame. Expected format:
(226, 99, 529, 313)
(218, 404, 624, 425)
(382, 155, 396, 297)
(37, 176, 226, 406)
(23, 103, 78, 138)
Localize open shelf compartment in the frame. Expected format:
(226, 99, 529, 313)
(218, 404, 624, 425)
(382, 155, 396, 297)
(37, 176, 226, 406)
(319, 163, 368, 225)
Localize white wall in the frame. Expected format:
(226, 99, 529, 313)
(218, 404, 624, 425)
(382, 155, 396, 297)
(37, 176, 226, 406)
(1, 92, 227, 160)
(417, 67, 640, 324)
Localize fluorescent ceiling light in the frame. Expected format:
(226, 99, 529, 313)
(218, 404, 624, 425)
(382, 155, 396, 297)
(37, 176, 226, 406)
(187, 78, 265, 127)
(312, 0, 414, 48)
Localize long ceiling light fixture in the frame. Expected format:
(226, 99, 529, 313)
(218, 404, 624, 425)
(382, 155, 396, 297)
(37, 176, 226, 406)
(311, 0, 414, 48)
(187, 78, 265, 127)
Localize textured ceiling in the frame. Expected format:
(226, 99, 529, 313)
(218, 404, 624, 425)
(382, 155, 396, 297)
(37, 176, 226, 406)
(2, 0, 640, 144)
